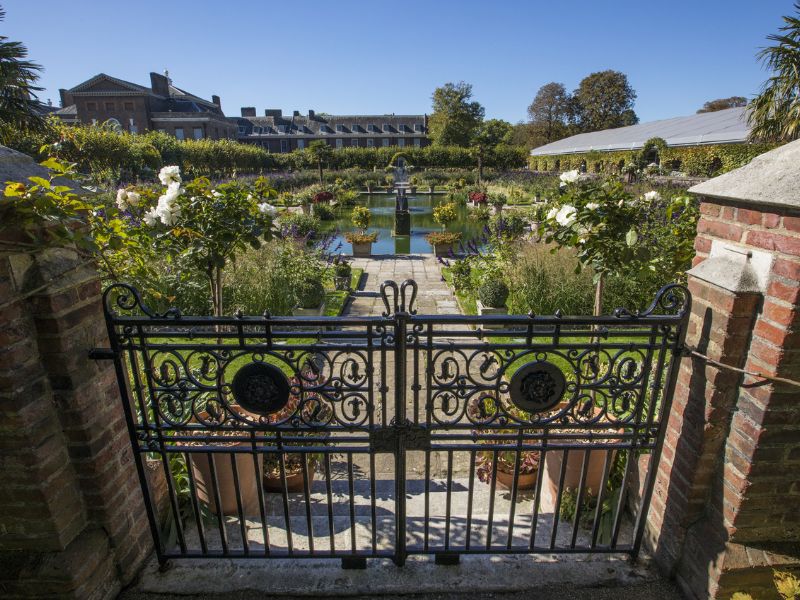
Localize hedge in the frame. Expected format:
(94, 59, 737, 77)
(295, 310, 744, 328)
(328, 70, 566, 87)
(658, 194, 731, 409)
(2, 120, 528, 182)
(528, 142, 777, 177)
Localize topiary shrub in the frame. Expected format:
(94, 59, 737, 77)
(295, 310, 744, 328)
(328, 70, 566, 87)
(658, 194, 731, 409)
(478, 279, 509, 308)
(296, 277, 325, 309)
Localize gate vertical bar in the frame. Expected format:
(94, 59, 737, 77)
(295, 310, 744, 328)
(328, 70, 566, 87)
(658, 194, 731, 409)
(393, 308, 408, 566)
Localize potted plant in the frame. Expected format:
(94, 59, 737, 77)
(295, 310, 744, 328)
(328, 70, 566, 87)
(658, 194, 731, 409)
(311, 190, 333, 218)
(432, 201, 457, 230)
(472, 400, 541, 491)
(333, 259, 352, 291)
(426, 231, 461, 258)
(293, 275, 326, 316)
(345, 206, 377, 257)
(262, 381, 330, 493)
(384, 174, 394, 193)
(490, 192, 507, 215)
(468, 191, 488, 207)
(476, 278, 509, 320)
(188, 411, 262, 517)
(408, 175, 418, 195)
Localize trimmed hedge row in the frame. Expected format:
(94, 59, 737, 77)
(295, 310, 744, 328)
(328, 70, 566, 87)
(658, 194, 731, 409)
(3, 120, 527, 182)
(529, 142, 776, 177)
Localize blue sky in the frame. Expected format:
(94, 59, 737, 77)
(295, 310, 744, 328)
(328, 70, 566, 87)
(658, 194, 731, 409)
(5, 0, 791, 124)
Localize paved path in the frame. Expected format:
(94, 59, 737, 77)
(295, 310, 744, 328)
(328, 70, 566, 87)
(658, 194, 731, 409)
(346, 254, 460, 317)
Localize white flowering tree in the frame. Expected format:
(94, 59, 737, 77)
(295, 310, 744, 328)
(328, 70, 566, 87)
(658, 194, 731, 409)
(540, 170, 697, 315)
(118, 166, 278, 316)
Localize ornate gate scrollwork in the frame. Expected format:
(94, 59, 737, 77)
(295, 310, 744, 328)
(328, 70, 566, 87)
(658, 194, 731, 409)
(508, 361, 567, 413)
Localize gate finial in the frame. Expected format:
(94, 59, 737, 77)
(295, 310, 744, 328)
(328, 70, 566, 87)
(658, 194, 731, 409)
(380, 279, 418, 316)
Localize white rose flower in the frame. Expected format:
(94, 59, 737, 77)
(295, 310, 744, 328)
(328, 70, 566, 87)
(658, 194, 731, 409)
(158, 165, 181, 186)
(143, 207, 160, 226)
(644, 191, 661, 202)
(157, 202, 182, 226)
(555, 205, 577, 227)
(546, 207, 559, 221)
(585, 202, 600, 210)
(559, 170, 580, 184)
(211, 189, 222, 198)
(618, 198, 625, 208)
(126, 191, 141, 206)
(258, 202, 277, 216)
(115, 189, 128, 210)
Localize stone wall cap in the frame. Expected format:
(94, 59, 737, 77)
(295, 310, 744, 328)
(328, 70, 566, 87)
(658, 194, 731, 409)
(689, 138, 800, 210)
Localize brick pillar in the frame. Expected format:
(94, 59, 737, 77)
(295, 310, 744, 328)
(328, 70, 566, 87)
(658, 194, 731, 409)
(0, 244, 151, 598)
(645, 194, 800, 599)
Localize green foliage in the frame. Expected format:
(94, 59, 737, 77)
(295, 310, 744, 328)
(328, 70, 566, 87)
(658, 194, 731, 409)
(573, 70, 638, 131)
(489, 212, 527, 239)
(296, 275, 325, 309)
(450, 259, 472, 291)
(350, 205, 371, 232)
(477, 278, 509, 308)
(527, 82, 572, 146)
(469, 205, 492, 220)
(748, 2, 800, 141)
(313, 203, 335, 220)
(529, 142, 776, 178)
(279, 212, 321, 239)
(0, 7, 46, 134)
(432, 202, 458, 228)
(428, 81, 485, 146)
(697, 96, 748, 113)
(426, 231, 462, 246)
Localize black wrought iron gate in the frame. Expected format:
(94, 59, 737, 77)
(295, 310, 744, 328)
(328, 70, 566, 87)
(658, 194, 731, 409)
(94, 280, 690, 567)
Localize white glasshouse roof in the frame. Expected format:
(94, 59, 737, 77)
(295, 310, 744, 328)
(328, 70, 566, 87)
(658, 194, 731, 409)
(529, 107, 750, 156)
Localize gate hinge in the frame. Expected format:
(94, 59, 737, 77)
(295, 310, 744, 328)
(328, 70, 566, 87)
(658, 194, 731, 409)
(370, 420, 431, 453)
(88, 347, 116, 360)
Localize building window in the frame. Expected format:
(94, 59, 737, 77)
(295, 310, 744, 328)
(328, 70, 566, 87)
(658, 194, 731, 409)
(398, 138, 405, 147)
(367, 124, 376, 132)
(414, 138, 421, 147)
(277, 125, 286, 133)
(382, 123, 390, 132)
(297, 139, 305, 149)
(414, 123, 423, 132)
(175, 127, 185, 140)
(351, 138, 359, 147)
(105, 102, 115, 111)
(397, 124, 405, 133)
(193, 127, 203, 140)
(335, 138, 343, 149)
(124, 101, 134, 111)
(87, 102, 97, 111)
(336, 124, 344, 133)
(129, 118, 137, 134)
(382, 138, 390, 147)
(351, 124, 359, 132)
(238, 126, 247, 134)
(367, 138, 374, 147)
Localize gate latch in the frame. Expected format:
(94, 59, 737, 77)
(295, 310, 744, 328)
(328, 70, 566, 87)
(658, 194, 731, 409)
(370, 419, 430, 453)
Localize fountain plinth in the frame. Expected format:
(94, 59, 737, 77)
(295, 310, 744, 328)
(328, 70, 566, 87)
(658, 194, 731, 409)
(394, 188, 411, 236)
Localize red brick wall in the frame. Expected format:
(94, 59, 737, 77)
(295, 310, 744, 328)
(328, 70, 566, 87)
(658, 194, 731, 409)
(0, 246, 151, 598)
(647, 200, 800, 599)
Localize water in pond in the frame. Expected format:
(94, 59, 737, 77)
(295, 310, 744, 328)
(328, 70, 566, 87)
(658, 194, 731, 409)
(322, 193, 487, 255)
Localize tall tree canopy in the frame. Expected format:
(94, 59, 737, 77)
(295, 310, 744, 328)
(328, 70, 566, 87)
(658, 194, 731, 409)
(748, 2, 800, 142)
(572, 70, 638, 132)
(697, 96, 748, 113)
(0, 6, 46, 133)
(527, 82, 571, 144)
(428, 81, 485, 147)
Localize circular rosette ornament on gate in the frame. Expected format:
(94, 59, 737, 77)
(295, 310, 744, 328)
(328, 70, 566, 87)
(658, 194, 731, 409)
(231, 362, 290, 416)
(508, 361, 567, 413)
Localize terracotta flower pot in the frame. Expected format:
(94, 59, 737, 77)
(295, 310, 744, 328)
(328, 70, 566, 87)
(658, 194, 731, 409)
(263, 467, 317, 493)
(495, 468, 538, 491)
(190, 449, 261, 517)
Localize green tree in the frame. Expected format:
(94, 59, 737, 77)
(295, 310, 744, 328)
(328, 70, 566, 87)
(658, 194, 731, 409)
(748, 2, 800, 142)
(697, 96, 748, 113)
(470, 119, 513, 181)
(527, 82, 571, 144)
(307, 140, 333, 184)
(0, 6, 46, 134)
(428, 81, 485, 147)
(572, 70, 638, 132)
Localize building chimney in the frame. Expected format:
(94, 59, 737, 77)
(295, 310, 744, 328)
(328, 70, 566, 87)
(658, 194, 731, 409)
(59, 88, 72, 108)
(150, 72, 170, 97)
(308, 110, 315, 119)
(240, 107, 256, 117)
(293, 110, 300, 117)
(265, 109, 282, 118)
(211, 95, 221, 108)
